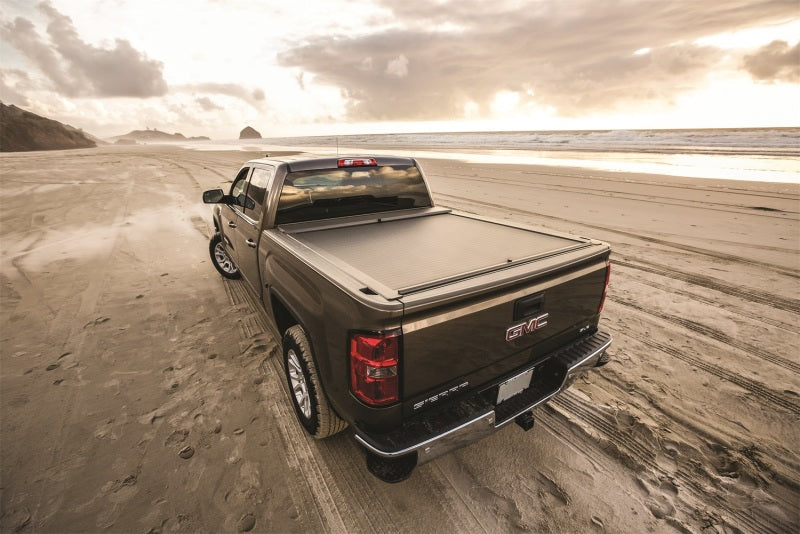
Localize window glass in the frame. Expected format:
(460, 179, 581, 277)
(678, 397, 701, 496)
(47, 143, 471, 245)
(230, 167, 251, 208)
(276, 164, 431, 224)
(244, 167, 272, 222)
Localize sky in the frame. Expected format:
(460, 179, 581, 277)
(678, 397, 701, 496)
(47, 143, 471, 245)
(1, 0, 798, 139)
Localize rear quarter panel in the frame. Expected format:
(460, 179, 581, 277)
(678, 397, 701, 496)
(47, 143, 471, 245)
(260, 229, 407, 431)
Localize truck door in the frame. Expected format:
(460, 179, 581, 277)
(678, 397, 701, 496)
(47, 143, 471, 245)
(233, 166, 274, 296)
(220, 166, 252, 263)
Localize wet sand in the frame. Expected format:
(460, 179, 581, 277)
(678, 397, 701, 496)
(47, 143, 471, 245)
(1, 145, 798, 533)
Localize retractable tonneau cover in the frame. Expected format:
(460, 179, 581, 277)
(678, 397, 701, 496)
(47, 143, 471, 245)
(284, 209, 591, 299)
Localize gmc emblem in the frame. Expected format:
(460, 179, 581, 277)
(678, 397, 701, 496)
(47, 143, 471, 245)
(505, 313, 549, 342)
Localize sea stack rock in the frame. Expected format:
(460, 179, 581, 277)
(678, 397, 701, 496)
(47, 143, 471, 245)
(239, 126, 262, 139)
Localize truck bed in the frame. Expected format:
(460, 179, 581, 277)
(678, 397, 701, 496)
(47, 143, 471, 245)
(287, 210, 590, 298)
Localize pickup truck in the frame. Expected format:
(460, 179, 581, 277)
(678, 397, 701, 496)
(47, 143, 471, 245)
(202, 155, 612, 482)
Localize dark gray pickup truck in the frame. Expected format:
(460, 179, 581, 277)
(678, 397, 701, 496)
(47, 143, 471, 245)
(203, 155, 612, 482)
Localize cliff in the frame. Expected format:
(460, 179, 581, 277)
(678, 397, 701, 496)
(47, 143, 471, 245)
(0, 103, 96, 152)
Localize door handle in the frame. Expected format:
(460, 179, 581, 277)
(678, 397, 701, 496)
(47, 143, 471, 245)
(246, 239, 257, 248)
(228, 221, 237, 228)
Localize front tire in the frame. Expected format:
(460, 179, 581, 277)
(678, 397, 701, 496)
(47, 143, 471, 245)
(282, 325, 348, 439)
(209, 233, 240, 279)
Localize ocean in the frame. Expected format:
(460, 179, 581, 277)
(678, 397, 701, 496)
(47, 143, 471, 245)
(186, 128, 800, 183)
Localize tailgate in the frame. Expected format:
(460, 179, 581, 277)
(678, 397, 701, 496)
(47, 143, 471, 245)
(400, 256, 608, 412)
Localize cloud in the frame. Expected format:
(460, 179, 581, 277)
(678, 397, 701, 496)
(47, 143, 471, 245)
(1, 16, 77, 94)
(278, 0, 798, 120)
(196, 96, 221, 111)
(0, 69, 33, 106)
(385, 54, 409, 78)
(174, 82, 265, 106)
(1, 2, 167, 98)
(295, 71, 307, 90)
(743, 40, 800, 82)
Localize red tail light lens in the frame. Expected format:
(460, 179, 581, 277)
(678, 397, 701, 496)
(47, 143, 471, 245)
(338, 158, 377, 168)
(350, 329, 400, 406)
(598, 262, 611, 313)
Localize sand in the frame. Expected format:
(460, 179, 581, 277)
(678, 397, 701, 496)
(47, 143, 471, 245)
(1, 145, 798, 533)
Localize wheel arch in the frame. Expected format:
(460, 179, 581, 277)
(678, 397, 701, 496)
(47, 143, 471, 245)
(270, 290, 299, 338)
(270, 288, 344, 423)
(212, 207, 223, 234)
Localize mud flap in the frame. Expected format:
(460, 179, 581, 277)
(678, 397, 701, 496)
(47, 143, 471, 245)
(365, 451, 418, 483)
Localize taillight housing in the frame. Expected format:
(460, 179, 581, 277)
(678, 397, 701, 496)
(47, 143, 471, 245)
(598, 262, 611, 313)
(350, 329, 400, 406)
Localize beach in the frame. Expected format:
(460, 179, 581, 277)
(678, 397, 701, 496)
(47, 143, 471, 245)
(1, 144, 798, 533)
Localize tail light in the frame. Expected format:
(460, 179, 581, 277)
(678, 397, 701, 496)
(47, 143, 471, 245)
(338, 158, 377, 168)
(598, 262, 611, 313)
(350, 329, 400, 406)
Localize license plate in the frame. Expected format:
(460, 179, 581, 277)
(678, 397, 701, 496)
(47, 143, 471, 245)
(496, 368, 534, 404)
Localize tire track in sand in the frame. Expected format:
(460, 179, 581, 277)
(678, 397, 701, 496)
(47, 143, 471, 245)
(615, 326, 800, 415)
(546, 392, 796, 533)
(613, 258, 800, 314)
(609, 296, 800, 375)
(432, 170, 798, 220)
(427, 164, 800, 206)
(613, 263, 800, 334)
(223, 280, 344, 533)
(597, 368, 800, 495)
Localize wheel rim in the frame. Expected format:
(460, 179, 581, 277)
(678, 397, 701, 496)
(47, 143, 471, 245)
(287, 349, 312, 419)
(214, 242, 238, 274)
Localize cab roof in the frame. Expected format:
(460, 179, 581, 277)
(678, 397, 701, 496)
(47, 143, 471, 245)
(245, 155, 415, 172)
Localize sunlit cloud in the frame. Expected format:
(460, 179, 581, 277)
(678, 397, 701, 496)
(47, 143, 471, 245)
(743, 40, 800, 82)
(1, 1, 167, 98)
(385, 54, 409, 78)
(279, 0, 797, 122)
(0, 0, 797, 137)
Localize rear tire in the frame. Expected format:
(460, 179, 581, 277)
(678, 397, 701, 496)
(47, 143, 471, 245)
(282, 325, 348, 439)
(209, 233, 240, 279)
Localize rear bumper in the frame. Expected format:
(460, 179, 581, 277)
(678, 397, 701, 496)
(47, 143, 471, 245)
(354, 331, 612, 464)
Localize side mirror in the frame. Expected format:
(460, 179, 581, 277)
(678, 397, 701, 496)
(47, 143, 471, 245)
(203, 188, 227, 204)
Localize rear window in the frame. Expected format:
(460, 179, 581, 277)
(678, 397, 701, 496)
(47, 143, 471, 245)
(276, 164, 431, 224)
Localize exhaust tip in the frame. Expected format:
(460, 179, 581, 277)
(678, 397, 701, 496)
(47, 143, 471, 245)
(366, 451, 417, 483)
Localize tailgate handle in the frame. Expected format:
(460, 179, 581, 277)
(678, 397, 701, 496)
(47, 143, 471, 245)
(514, 292, 545, 320)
